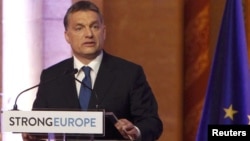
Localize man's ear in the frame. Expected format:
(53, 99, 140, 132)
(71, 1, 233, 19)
(64, 31, 70, 44)
(103, 25, 106, 40)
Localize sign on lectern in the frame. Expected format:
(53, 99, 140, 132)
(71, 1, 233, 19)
(1, 110, 105, 135)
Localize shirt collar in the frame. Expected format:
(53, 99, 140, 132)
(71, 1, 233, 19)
(73, 51, 103, 76)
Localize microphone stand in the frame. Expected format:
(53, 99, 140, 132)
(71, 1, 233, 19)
(74, 77, 99, 109)
(13, 84, 40, 110)
(12, 68, 78, 110)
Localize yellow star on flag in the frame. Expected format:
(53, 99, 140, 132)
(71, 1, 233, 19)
(248, 115, 250, 125)
(224, 104, 238, 120)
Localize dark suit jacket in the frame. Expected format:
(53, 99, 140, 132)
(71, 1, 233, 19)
(32, 51, 163, 141)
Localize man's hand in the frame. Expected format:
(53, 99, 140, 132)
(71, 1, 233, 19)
(115, 119, 140, 140)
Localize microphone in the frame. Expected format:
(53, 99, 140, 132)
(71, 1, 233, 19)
(12, 69, 78, 110)
(73, 68, 100, 109)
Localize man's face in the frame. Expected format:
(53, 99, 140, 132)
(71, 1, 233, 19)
(65, 10, 106, 62)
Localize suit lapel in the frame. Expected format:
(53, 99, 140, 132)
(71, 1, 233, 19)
(89, 52, 115, 109)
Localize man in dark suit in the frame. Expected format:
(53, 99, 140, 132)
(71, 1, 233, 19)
(22, 1, 162, 141)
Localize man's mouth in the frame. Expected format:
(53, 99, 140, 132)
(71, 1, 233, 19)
(83, 41, 95, 46)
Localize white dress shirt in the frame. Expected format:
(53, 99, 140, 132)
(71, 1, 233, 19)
(73, 51, 103, 97)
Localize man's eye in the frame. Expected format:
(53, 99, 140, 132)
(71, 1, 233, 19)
(75, 27, 82, 31)
(92, 25, 100, 29)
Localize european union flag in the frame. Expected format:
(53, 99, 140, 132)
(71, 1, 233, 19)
(196, 0, 250, 141)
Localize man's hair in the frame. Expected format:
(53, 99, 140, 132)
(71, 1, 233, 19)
(63, 0, 103, 30)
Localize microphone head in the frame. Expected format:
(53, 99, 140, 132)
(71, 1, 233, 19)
(73, 68, 79, 74)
